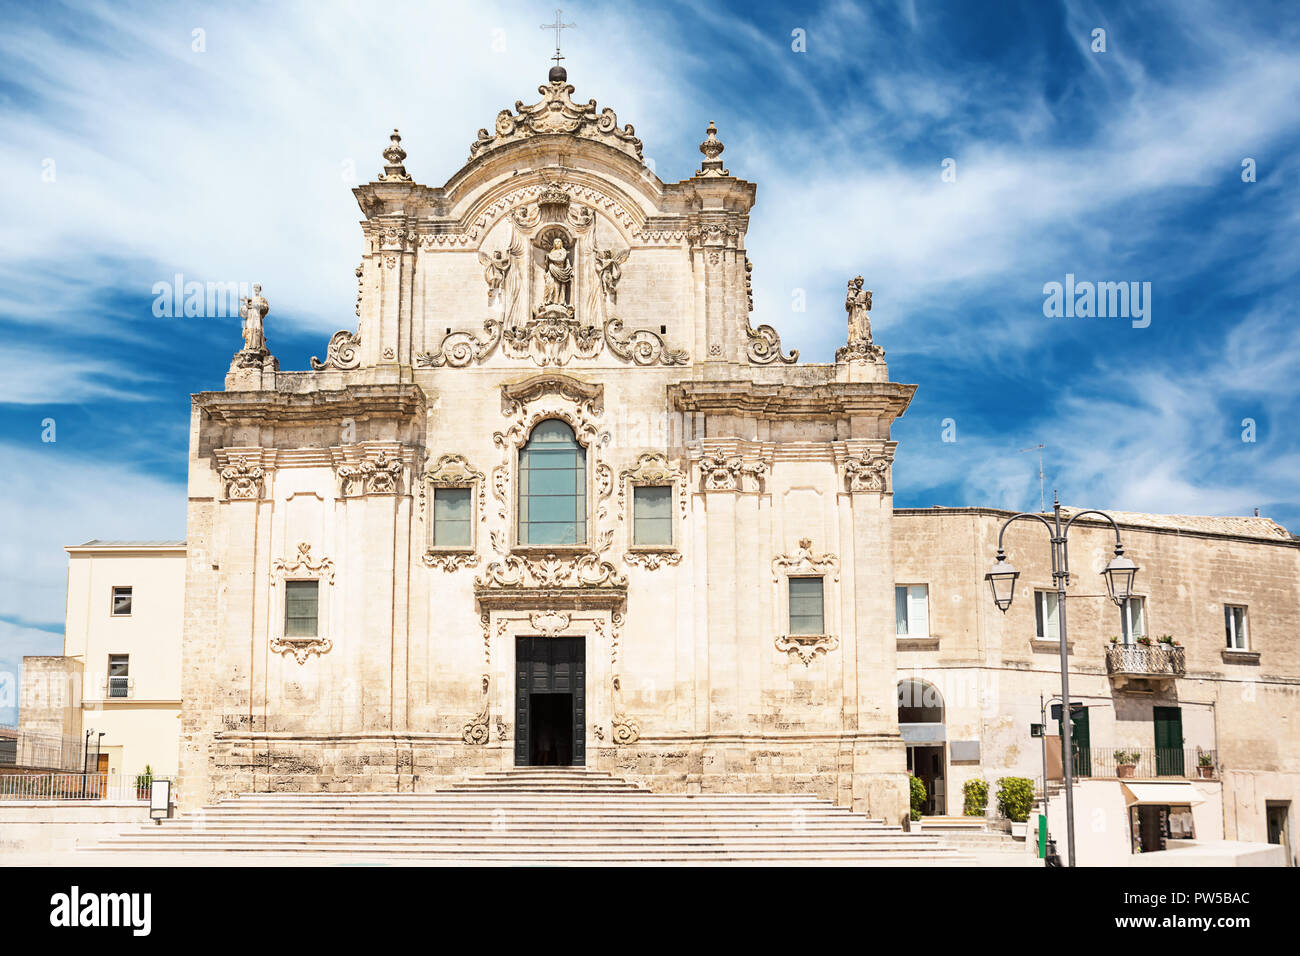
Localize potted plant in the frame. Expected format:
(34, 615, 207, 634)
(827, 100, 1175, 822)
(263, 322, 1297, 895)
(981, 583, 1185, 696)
(1136, 635, 1153, 646)
(996, 777, 1034, 838)
(134, 765, 153, 800)
(1109, 636, 1119, 644)
(1114, 750, 1139, 778)
(909, 773, 927, 825)
(962, 778, 989, 817)
(1157, 634, 1176, 646)
(1197, 751, 1215, 779)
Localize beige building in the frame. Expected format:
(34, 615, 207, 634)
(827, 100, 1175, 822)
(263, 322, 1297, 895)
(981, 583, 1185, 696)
(22, 67, 1299, 865)
(19, 541, 185, 778)
(893, 506, 1299, 863)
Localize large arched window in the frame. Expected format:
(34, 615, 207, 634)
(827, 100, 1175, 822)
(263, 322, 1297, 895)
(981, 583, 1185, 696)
(518, 419, 586, 546)
(897, 679, 944, 724)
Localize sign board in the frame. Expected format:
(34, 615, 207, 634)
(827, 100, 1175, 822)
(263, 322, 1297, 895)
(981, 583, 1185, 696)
(1049, 702, 1085, 721)
(150, 778, 171, 820)
(1030, 723, 1044, 738)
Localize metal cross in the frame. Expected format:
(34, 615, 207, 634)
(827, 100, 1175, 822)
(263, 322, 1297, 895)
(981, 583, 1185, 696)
(541, 8, 576, 66)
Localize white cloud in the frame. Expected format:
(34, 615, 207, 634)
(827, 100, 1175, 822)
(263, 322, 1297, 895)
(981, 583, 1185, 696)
(0, 444, 186, 628)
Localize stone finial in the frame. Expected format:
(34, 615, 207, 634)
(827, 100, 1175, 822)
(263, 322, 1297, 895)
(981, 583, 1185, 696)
(380, 128, 411, 182)
(696, 121, 729, 177)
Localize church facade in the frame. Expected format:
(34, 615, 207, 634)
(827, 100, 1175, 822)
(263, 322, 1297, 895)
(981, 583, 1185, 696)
(178, 67, 916, 818)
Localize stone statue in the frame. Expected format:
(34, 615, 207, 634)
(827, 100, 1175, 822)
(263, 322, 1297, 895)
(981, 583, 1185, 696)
(542, 237, 573, 306)
(478, 238, 523, 308)
(240, 284, 269, 352)
(845, 275, 873, 343)
(594, 247, 629, 301)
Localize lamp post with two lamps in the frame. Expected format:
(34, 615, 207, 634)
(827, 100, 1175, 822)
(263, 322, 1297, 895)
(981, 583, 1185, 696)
(985, 494, 1138, 868)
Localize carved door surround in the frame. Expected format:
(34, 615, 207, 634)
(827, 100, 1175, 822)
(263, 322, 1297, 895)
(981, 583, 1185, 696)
(464, 606, 636, 750)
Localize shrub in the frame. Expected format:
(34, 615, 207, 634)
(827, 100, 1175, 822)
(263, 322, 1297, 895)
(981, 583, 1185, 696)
(962, 778, 989, 817)
(996, 776, 1035, 823)
(909, 773, 926, 821)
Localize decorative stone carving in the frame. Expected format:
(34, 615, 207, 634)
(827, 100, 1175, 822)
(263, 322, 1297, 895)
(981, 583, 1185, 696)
(476, 543, 627, 590)
(311, 330, 362, 370)
(416, 319, 503, 368)
(605, 316, 689, 366)
(624, 550, 682, 570)
(775, 633, 840, 666)
(619, 452, 685, 567)
(269, 542, 335, 664)
(220, 456, 264, 500)
(698, 453, 768, 492)
(610, 676, 640, 744)
(505, 308, 602, 367)
(746, 323, 798, 365)
(338, 450, 404, 496)
(528, 610, 571, 635)
(422, 552, 479, 571)
(462, 675, 491, 745)
(379, 128, 411, 182)
(843, 452, 891, 493)
(837, 275, 885, 363)
(696, 121, 729, 177)
(470, 78, 643, 162)
(271, 541, 336, 585)
(772, 538, 840, 582)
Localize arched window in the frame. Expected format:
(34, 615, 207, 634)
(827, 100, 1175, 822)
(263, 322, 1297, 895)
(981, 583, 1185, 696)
(518, 419, 586, 546)
(897, 679, 944, 724)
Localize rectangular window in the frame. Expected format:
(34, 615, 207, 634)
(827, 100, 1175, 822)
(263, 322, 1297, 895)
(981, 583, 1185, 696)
(108, 654, 129, 699)
(895, 585, 930, 638)
(284, 580, 320, 637)
(433, 487, 472, 547)
(1121, 596, 1146, 644)
(632, 485, 673, 546)
(1225, 605, 1248, 650)
(111, 586, 132, 616)
(789, 577, 825, 635)
(1035, 590, 1060, 641)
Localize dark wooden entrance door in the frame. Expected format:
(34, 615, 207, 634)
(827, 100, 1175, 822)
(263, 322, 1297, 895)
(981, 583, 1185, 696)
(1153, 706, 1184, 776)
(1057, 706, 1091, 777)
(515, 635, 585, 767)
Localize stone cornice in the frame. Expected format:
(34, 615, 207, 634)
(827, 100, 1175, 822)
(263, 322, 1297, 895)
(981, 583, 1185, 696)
(194, 383, 427, 425)
(668, 380, 916, 420)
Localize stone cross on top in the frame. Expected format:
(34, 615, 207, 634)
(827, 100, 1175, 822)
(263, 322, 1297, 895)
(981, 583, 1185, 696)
(541, 8, 576, 67)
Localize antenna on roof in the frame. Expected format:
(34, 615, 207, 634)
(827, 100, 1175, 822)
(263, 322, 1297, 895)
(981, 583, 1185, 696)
(1019, 443, 1047, 513)
(1255, 507, 1260, 517)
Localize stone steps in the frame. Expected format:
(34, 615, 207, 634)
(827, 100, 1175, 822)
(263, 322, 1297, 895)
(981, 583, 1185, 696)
(83, 770, 974, 865)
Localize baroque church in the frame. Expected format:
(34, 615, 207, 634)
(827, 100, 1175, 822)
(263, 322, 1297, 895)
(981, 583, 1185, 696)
(185, 61, 915, 818)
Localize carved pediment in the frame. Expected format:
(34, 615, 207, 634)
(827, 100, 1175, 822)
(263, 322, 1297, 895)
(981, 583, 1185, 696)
(501, 374, 604, 418)
(470, 80, 643, 162)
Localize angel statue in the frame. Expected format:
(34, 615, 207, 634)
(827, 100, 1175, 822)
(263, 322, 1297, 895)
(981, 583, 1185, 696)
(845, 275, 873, 343)
(478, 238, 523, 309)
(542, 237, 573, 306)
(594, 247, 630, 302)
(239, 283, 269, 352)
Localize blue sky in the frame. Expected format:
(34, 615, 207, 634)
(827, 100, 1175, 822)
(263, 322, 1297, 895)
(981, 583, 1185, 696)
(2, 0, 1298, 721)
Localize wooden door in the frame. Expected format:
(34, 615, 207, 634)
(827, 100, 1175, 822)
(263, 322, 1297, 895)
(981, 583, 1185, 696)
(1154, 706, 1184, 776)
(514, 635, 585, 766)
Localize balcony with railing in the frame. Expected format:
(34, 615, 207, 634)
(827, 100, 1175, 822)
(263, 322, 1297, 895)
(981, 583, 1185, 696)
(1105, 642, 1185, 689)
(1069, 746, 1217, 780)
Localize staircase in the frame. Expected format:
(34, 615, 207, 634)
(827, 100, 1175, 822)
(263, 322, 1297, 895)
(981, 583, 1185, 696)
(82, 768, 973, 865)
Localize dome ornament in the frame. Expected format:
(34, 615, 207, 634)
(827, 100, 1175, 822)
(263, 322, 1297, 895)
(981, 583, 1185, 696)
(379, 129, 411, 182)
(696, 121, 729, 177)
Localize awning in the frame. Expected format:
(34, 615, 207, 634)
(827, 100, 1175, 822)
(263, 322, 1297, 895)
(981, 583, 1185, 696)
(1122, 782, 1207, 806)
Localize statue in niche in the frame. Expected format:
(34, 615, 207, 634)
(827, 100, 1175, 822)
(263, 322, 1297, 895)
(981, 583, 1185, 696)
(542, 237, 573, 307)
(594, 247, 629, 302)
(845, 275, 874, 343)
(240, 283, 269, 352)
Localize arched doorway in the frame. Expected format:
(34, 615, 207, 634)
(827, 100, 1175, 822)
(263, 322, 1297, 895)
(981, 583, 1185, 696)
(898, 679, 947, 816)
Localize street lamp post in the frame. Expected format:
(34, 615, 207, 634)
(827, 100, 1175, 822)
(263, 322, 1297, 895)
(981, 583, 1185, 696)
(985, 493, 1138, 868)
